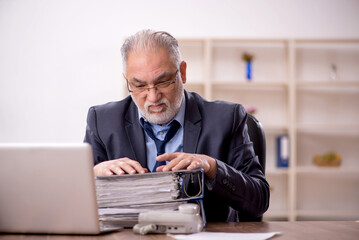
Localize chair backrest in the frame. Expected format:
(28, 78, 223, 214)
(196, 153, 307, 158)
(246, 114, 266, 174)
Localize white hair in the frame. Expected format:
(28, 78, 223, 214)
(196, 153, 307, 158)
(120, 29, 182, 74)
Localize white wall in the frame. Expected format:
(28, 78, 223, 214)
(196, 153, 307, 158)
(1, 0, 359, 143)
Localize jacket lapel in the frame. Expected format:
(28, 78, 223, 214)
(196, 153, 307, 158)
(124, 100, 148, 169)
(183, 91, 202, 154)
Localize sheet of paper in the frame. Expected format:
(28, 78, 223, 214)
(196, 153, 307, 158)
(100, 202, 182, 214)
(169, 231, 281, 240)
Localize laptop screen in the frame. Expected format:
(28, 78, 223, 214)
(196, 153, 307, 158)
(0, 143, 103, 234)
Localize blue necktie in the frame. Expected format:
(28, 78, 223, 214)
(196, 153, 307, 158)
(143, 120, 180, 172)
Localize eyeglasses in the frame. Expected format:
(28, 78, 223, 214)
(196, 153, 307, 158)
(125, 69, 179, 93)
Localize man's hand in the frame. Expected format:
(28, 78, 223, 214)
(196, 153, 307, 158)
(156, 153, 217, 180)
(93, 158, 148, 176)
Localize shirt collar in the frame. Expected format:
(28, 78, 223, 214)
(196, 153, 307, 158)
(138, 95, 186, 128)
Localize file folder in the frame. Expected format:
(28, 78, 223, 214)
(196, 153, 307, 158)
(95, 169, 205, 228)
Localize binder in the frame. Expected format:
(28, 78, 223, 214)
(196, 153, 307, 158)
(95, 169, 205, 228)
(276, 135, 289, 167)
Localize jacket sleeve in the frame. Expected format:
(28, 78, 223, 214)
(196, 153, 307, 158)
(207, 105, 270, 219)
(84, 107, 108, 165)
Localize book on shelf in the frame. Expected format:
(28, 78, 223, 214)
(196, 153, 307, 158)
(276, 135, 289, 168)
(95, 169, 205, 228)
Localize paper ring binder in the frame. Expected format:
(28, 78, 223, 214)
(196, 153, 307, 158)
(181, 173, 202, 198)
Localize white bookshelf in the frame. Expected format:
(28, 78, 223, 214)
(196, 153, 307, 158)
(179, 38, 359, 221)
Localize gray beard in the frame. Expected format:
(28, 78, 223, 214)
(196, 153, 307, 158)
(131, 82, 184, 125)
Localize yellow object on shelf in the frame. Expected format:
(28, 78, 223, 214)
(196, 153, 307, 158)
(313, 151, 341, 167)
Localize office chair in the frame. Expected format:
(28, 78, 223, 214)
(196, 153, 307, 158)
(246, 114, 266, 174)
(246, 113, 266, 222)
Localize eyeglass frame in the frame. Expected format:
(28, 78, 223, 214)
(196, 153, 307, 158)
(124, 69, 180, 93)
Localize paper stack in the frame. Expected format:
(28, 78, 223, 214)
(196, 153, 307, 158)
(95, 170, 204, 228)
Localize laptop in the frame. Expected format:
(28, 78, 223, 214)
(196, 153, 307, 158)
(0, 143, 121, 234)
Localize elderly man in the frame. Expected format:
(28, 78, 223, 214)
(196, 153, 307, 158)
(84, 29, 269, 222)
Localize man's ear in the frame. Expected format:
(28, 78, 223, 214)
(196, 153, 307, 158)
(180, 61, 187, 84)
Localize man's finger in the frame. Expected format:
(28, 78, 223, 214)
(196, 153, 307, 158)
(156, 152, 177, 161)
(161, 155, 183, 171)
(129, 161, 147, 174)
(116, 163, 137, 174)
(171, 158, 192, 171)
(112, 166, 125, 175)
(187, 160, 201, 170)
(155, 165, 166, 172)
(103, 168, 114, 176)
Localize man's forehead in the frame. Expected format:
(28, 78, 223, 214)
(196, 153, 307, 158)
(126, 49, 176, 78)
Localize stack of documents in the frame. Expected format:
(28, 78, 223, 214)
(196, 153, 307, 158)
(95, 169, 204, 227)
(96, 172, 180, 207)
(98, 202, 183, 228)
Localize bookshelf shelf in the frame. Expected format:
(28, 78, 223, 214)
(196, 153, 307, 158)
(263, 125, 289, 133)
(178, 38, 359, 221)
(296, 124, 359, 135)
(296, 166, 359, 175)
(296, 81, 359, 87)
(212, 82, 288, 90)
(266, 168, 289, 176)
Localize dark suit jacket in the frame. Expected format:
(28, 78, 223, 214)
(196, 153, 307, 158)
(84, 91, 269, 222)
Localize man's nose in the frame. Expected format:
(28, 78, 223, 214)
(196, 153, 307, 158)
(146, 87, 161, 102)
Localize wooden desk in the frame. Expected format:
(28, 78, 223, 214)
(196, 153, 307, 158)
(1, 221, 358, 240)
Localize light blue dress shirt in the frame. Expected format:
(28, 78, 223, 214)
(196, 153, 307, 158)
(138, 97, 186, 171)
